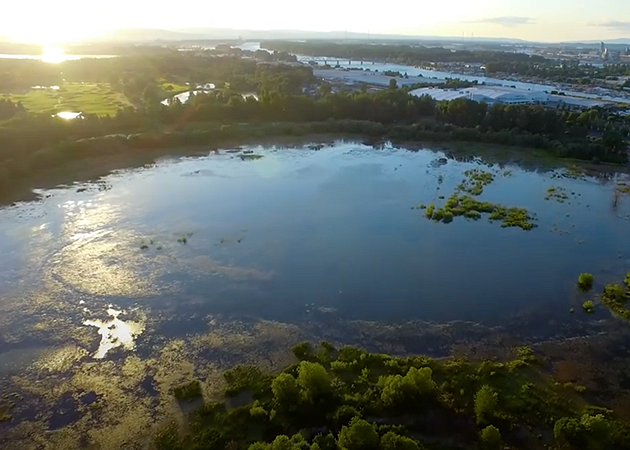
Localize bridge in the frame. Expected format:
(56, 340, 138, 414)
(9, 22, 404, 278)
(299, 57, 376, 66)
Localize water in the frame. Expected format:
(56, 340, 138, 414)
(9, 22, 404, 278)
(162, 89, 257, 105)
(56, 112, 82, 120)
(1, 142, 628, 333)
(2, 141, 630, 448)
(0, 54, 116, 62)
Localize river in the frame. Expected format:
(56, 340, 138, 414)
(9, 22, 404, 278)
(243, 41, 630, 105)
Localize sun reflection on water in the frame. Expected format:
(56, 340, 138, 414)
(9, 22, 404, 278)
(84, 308, 145, 359)
(41, 45, 68, 64)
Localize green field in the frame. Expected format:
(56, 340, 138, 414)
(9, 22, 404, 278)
(2, 83, 133, 116)
(160, 82, 189, 94)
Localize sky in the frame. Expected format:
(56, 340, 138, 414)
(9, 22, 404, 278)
(2, 0, 630, 44)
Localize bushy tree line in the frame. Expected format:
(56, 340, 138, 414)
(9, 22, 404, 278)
(485, 61, 630, 84)
(156, 342, 630, 450)
(261, 41, 546, 66)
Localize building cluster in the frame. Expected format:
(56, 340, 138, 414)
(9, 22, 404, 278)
(409, 86, 613, 110)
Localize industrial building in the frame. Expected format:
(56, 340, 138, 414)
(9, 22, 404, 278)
(409, 86, 549, 105)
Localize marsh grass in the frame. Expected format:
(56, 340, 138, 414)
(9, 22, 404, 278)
(5, 83, 132, 116)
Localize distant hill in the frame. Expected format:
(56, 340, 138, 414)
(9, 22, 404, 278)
(88, 28, 531, 45)
(563, 38, 630, 45)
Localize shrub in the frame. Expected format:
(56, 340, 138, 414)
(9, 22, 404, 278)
(582, 300, 594, 314)
(338, 417, 379, 450)
(272, 373, 300, 408)
(479, 425, 502, 450)
(380, 367, 435, 407)
(578, 273, 594, 291)
(475, 385, 498, 425)
(332, 405, 360, 430)
(173, 380, 202, 401)
(292, 342, 314, 361)
(297, 361, 331, 401)
(380, 432, 421, 450)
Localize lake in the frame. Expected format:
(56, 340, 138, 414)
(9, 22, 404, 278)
(1, 141, 629, 325)
(1, 141, 630, 448)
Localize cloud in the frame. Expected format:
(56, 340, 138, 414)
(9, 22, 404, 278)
(469, 16, 536, 27)
(590, 21, 630, 32)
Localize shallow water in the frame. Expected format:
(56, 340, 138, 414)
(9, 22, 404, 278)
(2, 141, 630, 449)
(1, 142, 629, 334)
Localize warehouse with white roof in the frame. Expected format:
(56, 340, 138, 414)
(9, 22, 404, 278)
(410, 86, 549, 105)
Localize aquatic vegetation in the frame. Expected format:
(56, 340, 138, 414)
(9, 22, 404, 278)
(419, 170, 535, 230)
(488, 206, 536, 230)
(437, 174, 444, 184)
(578, 273, 594, 292)
(0, 402, 13, 423)
(140, 244, 149, 250)
(154, 342, 630, 450)
(564, 165, 586, 180)
(239, 154, 264, 161)
(600, 281, 630, 322)
(177, 236, 187, 244)
(173, 380, 202, 401)
(459, 169, 495, 196)
(416, 204, 426, 210)
(427, 194, 535, 230)
(582, 300, 595, 314)
(545, 186, 571, 203)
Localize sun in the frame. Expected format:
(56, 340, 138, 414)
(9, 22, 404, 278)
(41, 46, 70, 64)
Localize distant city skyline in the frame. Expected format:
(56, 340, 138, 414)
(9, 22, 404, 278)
(1, 0, 629, 44)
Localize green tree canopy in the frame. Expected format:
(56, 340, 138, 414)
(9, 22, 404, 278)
(381, 432, 422, 450)
(272, 373, 301, 408)
(297, 361, 331, 401)
(475, 385, 499, 425)
(479, 425, 502, 450)
(338, 417, 379, 450)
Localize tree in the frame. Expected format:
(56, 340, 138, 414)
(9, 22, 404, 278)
(297, 361, 331, 401)
(272, 373, 300, 408)
(474, 385, 498, 425)
(338, 417, 379, 450)
(479, 425, 502, 450)
(380, 432, 422, 450)
(380, 366, 435, 407)
(389, 78, 398, 90)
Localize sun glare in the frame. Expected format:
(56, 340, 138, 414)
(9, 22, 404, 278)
(41, 46, 68, 64)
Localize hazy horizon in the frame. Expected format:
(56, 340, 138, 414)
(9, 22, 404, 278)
(1, 0, 629, 44)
